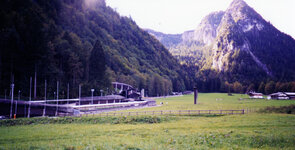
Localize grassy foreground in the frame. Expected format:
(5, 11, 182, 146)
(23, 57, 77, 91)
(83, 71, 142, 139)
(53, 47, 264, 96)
(0, 93, 295, 150)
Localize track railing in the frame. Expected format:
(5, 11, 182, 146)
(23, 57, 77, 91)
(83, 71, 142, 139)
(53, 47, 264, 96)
(78, 109, 245, 117)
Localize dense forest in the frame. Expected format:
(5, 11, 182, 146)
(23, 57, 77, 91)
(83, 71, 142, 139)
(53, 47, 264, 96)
(0, 0, 189, 99)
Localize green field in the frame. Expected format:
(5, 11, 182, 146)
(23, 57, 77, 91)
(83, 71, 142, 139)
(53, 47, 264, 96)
(0, 93, 295, 150)
(117, 93, 295, 112)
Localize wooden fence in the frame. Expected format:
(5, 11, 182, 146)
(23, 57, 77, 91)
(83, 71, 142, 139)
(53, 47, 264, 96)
(80, 109, 245, 117)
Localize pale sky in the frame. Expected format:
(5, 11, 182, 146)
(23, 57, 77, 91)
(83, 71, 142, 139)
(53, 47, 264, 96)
(106, 0, 295, 39)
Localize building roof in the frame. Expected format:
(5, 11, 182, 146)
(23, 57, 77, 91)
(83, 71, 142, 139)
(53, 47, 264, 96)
(285, 92, 295, 96)
(269, 92, 288, 97)
(248, 92, 263, 96)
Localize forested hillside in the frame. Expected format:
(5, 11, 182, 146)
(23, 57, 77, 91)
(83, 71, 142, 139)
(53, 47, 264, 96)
(0, 0, 188, 98)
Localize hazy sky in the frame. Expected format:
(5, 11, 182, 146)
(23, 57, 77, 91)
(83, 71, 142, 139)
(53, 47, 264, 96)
(106, 0, 295, 39)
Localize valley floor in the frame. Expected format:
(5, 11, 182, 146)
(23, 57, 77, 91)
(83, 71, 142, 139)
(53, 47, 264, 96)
(0, 93, 294, 149)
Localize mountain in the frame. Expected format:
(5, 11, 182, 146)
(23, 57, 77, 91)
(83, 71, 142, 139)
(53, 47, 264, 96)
(147, 11, 225, 66)
(211, 0, 295, 82)
(145, 29, 182, 48)
(0, 0, 187, 98)
(147, 0, 295, 91)
(146, 11, 224, 48)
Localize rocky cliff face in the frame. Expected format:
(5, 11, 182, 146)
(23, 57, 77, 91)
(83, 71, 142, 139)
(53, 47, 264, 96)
(193, 11, 224, 45)
(148, 11, 224, 46)
(212, 0, 271, 75)
(210, 0, 295, 81)
(148, 0, 295, 82)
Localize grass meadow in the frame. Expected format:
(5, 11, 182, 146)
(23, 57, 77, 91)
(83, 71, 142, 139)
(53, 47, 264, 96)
(0, 93, 295, 149)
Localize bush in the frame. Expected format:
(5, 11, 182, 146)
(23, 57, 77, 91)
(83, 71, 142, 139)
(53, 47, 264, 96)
(0, 116, 176, 127)
(259, 105, 295, 114)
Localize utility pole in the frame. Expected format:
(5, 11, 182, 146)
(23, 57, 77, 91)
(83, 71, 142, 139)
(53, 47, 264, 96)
(79, 84, 81, 105)
(66, 83, 70, 116)
(100, 90, 103, 97)
(55, 81, 59, 116)
(67, 83, 69, 104)
(91, 89, 94, 104)
(18, 90, 21, 100)
(43, 80, 47, 117)
(9, 73, 14, 98)
(9, 84, 14, 118)
(24, 90, 26, 117)
(15, 90, 20, 117)
(4, 89, 7, 99)
(28, 77, 32, 118)
(194, 87, 198, 104)
(34, 71, 37, 100)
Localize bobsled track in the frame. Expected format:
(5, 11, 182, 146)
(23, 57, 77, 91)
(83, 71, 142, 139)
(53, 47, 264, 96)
(0, 95, 156, 118)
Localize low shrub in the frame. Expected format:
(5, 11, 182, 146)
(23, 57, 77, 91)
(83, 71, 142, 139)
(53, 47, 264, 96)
(259, 105, 295, 114)
(0, 116, 177, 126)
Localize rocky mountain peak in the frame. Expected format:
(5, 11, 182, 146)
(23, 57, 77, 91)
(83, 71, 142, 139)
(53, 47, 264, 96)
(228, 0, 248, 9)
(200, 11, 225, 27)
(227, 0, 250, 15)
(226, 0, 263, 24)
(211, 0, 289, 77)
(193, 11, 225, 45)
(83, 0, 106, 10)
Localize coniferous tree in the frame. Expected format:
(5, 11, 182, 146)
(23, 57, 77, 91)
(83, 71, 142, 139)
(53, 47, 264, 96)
(89, 40, 109, 88)
(258, 82, 265, 94)
(265, 81, 275, 95)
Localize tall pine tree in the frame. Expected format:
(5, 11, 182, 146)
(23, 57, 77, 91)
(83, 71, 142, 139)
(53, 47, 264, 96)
(88, 40, 109, 88)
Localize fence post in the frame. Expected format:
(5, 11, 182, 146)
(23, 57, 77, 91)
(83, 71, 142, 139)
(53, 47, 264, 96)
(242, 109, 245, 114)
